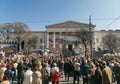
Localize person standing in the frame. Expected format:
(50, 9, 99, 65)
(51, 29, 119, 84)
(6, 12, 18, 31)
(23, 66, 33, 84)
(4, 64, 13, 84)
(17, 60, 24, 84)
(0, 63, 7, 83)
(113, 62, 120, 84)
(51, 63, 61, 84)
(102, 61, 112, 84)
(73, 60, 80, 84)
(41, 62, 50, 84)
(81, 59, 89, 84)
(32, 68, 41, 84)
(94, 62, 102, 84)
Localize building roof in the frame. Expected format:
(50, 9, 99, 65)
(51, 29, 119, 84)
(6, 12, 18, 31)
(46, 21, 96, 28)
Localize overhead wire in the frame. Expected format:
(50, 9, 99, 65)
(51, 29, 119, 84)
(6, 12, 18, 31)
(107, 16, 120, 29)
(0, 17, 118, 24)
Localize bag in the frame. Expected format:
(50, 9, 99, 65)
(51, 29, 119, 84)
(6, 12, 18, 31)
(44, 68, 51, 81)
(44, 75, 49, 79)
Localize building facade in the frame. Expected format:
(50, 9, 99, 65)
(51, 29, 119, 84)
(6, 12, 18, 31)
(27, 21, 120, 53)
(2, 20, 119, 54)
(45, 21, 95, 52)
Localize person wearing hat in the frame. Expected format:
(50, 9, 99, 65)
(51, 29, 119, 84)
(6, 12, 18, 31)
(51, 63, 59, 72)
(51, 63, 61, 84)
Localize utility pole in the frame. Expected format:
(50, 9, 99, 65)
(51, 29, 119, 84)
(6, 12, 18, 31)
(89, 15, 93, 57)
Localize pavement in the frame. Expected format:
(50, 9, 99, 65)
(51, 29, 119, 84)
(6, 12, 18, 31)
(49, 77, 117, 84)
(49, 77, 83, 84)
(13, 76, 117, 84)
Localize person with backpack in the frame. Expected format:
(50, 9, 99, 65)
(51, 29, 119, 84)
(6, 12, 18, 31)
(51, 63, 61, 84)
(41, 62, 50, 84)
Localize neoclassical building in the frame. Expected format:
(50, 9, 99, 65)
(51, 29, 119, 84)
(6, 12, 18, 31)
(45, 21, 95, 52)
(22, 21, 119, 52)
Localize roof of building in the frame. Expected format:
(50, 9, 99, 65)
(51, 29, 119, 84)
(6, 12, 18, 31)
(46, 21, 96, 28)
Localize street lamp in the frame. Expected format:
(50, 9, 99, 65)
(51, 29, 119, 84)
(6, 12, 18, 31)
(89, 16, 93, 57)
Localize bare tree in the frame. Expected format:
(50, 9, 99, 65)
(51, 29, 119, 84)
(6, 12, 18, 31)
(102, 33, 118, 52)
(2, 23, 14, 40)
(25, 35, 38, 54)
(77, 29, 93, 56)
(13, 22, 30, 51)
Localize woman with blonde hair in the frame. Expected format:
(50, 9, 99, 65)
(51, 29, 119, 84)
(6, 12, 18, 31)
(32, 68, 42, 84)
(36, 61, 42, 71)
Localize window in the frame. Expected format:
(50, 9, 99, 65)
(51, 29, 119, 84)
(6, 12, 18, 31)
(96, 38, 99, 43)
(40, 38, 42, 43)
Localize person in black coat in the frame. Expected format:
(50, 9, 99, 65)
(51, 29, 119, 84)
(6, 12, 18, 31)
(17, 60, 24, 84)
(94, 62, 102, 84)
(64, 59, 69, 81)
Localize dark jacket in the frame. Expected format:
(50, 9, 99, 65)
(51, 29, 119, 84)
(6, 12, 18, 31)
(17, 62, 24, 78)
(94, 67, 102, 84)
(81, 63, 89, 76)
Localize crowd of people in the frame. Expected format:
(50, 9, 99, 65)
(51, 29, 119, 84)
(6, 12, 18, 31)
(0, 50, 120, 84)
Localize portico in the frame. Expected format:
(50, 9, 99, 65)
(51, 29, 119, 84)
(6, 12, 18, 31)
(46, 21, 96, 52)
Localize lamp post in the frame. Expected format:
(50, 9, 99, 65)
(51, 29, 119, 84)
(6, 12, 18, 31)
(89, 16, 93, 57)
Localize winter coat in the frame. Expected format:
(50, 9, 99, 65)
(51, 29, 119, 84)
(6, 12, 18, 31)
(17, 62, 24, 78)
(32, 71, 41, 84)
(23, 70, 33, 84)
(51, 71, 61, 83)
(102, 66, 112, 84)
(94, 67, 102, 84)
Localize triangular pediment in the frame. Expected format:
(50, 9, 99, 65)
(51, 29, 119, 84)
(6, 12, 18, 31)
(46, 21, 95, 28)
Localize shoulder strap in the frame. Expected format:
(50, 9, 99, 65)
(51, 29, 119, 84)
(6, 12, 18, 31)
(45, 68, 49, 75)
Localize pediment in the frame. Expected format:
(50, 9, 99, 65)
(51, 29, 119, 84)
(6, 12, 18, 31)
(46, 21, 95, 28)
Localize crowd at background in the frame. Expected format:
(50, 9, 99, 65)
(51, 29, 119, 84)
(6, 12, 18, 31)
(0, 51, 120, 84)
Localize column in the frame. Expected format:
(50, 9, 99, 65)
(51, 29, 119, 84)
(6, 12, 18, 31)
(59, 32, 62, 50)
(47, 32, 49, 49)
(53, 32, 56, 49)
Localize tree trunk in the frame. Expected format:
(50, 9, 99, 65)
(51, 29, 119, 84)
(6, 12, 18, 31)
(84, 43, 87, 57)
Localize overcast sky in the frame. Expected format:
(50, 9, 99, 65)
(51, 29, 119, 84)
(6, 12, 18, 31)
(0, 0, 120, 31)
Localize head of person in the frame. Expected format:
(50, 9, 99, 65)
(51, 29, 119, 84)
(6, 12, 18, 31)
(7, 64, 12, 70)
(53, 63, 57, 67)
(102, 61, 107, 68)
